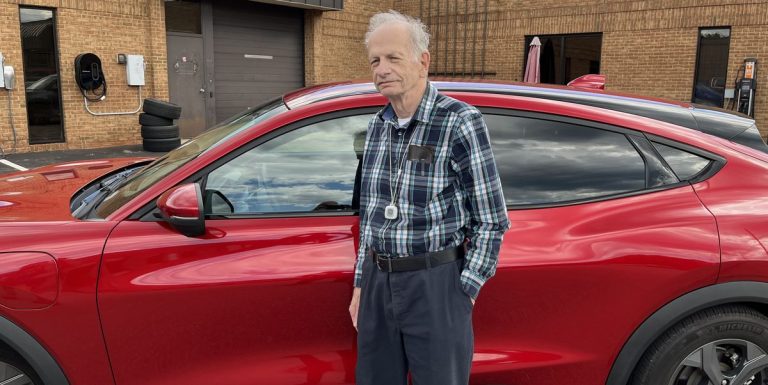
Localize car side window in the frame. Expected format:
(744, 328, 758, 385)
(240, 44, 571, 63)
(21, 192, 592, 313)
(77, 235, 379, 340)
(651, 142, 712, 180)
(204, 115, 370, 215)
(484, 114, 646, 206)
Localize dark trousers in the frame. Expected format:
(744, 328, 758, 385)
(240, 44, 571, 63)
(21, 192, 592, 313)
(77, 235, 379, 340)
(356, 257, 474, 385)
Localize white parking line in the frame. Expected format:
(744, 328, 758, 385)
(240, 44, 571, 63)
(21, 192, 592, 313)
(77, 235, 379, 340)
(0, 159, 28, 171)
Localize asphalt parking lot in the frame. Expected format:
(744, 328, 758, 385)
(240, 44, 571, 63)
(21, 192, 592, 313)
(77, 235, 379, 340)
(0, 144, 164, 175)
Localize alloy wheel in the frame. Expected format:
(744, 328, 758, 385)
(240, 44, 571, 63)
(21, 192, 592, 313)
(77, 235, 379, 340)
(0, 361, 33, 385)
(670, 339, 768, 385)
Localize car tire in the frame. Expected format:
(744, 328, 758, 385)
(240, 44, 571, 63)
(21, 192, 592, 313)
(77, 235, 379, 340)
(142, 99, 182, 120)
(631, 305, 768, 385)
(141, 125, 179, 140)
(143, 137, 181, 152)
(0, 349, 42, 385)
(139, 113, 173, 126)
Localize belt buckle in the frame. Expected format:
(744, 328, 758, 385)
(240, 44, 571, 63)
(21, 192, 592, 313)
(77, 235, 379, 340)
(376, 254, 393, 272)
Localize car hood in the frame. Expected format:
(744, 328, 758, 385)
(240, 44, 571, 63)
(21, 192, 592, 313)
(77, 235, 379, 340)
(0, 158, 153, 222)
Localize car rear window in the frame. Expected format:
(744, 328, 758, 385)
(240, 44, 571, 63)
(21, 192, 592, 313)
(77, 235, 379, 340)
(484, 114, 647, 206)
(651, 142, 712, 180)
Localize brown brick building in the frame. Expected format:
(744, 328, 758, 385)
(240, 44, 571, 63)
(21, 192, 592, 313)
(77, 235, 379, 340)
(0, 0, 766, 154)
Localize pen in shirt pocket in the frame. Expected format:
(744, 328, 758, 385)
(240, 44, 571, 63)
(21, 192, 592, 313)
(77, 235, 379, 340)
(407, 145, 435, 176)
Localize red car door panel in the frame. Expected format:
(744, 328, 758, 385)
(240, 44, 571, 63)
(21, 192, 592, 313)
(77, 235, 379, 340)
(98, 216, 359, 385)
(470, 186, 719, 384)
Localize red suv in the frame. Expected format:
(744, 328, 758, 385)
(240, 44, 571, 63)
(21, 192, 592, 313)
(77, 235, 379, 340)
(1, 80, 768, 385)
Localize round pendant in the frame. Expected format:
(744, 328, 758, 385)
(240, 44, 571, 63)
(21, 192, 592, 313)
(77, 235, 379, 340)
(384, 204, 398, 219)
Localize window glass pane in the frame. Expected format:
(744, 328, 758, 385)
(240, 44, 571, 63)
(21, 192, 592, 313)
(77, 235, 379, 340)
(95, 98, 286, 219)
(205, 115, 370, 215)
(652, 142, 711, 180)
(485, 115, 646, 206)
(526, 34, 602, 85)
(165, 0, 201, 34)
(564, 35, 602, 84)
(540, 37, 562, 84)
(692, 28, 731, 107)
(19, 7, 63, 144)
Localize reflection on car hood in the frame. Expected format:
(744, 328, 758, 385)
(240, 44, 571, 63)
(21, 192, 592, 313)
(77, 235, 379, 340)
(0, 158, 152, 222)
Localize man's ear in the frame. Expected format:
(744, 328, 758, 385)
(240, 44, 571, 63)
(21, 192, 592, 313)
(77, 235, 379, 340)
(420, 51, 431, 78)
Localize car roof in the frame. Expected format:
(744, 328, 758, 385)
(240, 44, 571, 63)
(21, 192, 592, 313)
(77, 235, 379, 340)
(284, 79, 765, 152)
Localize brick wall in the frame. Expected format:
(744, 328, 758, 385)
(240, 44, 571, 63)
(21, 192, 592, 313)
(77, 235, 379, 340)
(390, 0, 768, 137)
(305, 0, 393, 86)
(0, 0, 167, 154)
(2, 0, 767, 154)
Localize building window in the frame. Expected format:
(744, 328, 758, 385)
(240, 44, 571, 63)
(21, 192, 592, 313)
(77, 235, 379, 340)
(165, 0, 201, 35)
(692, 27, 731, 108)
(19, 7, 64, 144)
(524, 34, 602, 85)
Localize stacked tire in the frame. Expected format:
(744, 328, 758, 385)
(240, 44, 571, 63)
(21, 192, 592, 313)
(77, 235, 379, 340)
(140, 98, 182, 152)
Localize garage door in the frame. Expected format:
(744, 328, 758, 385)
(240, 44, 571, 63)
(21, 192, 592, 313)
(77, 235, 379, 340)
(212, 0, 304, 122)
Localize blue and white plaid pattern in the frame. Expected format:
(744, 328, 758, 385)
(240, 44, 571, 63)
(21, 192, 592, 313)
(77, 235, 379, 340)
(354, 83, 510, 299)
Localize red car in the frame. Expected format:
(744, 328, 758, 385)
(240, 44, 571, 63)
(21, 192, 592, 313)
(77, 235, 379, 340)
(1, 80, 768, 385)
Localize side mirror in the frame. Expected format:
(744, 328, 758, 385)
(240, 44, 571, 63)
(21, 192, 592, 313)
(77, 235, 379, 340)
(157, 183, 205, 237)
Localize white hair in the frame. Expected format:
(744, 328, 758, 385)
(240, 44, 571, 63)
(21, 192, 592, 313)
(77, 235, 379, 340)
(365, 10, 430, 61)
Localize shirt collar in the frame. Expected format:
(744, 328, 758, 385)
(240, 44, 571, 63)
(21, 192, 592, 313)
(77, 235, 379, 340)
(377, 82, 438, 124)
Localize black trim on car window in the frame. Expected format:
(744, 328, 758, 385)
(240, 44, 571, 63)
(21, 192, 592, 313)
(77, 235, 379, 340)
(478, 108, 709, 210)
(135, 107, 380, 221)
(644, 133, 726, 184)
(481, 108, 645, 138)
(132, 106, 729, 220)
(627, 135, 680, 188)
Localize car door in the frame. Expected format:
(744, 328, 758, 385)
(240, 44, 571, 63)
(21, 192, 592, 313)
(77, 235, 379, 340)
(469, 111, 721, 384)
(97, 112, 372, 385)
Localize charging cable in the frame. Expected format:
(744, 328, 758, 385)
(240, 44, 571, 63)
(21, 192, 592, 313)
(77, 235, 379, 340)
(2, 89, 18, 156)
(84, 86, 143, 116)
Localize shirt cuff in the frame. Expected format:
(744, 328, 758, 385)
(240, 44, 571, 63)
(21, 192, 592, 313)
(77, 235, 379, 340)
(460, 269, 487, 300)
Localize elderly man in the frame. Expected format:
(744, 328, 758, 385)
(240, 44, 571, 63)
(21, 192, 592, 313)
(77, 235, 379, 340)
(348, 10, 510, 385)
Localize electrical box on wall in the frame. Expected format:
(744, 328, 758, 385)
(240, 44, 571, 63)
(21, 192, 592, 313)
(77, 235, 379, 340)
(126, 55, 145, 86)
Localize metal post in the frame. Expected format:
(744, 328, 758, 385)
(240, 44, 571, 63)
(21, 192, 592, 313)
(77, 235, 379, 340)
(452, 0, 457, 77)
(435, 0, 441, 75)
(462, 0, 467, 77)
(481, 0, 488, 78)
(471, 0, 477, 78)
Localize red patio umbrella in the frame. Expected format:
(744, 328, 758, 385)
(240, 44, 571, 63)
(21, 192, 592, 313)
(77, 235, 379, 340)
(524, 37, 541, 83)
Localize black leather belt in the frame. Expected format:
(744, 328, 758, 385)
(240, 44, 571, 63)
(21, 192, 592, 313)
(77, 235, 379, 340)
(372, 246, 464, 272)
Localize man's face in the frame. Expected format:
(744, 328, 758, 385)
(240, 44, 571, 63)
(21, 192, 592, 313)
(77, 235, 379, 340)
(367, 23, 429, 100)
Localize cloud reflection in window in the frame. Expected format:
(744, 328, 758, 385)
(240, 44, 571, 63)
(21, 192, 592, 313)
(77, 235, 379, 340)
(485, 115, 646, 206)
(206, 115, 371, 214)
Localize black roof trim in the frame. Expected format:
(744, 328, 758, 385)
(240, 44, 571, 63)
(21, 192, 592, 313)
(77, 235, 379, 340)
(286, 81, 766, 152)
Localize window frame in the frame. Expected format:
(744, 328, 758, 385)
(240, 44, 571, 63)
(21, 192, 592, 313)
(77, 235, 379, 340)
(691, 26, 732, 107)
(522, 32, 603, 85)
(136, 107, 380, 221)
(132, 105, 728, 220)
(646, 133, 726, 183)
(19, 5, 65, 145)
(479, 108, 722, 210)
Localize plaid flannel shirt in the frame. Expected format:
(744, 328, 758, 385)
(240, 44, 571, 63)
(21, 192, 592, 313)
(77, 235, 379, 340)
(353, 83, 510, 300)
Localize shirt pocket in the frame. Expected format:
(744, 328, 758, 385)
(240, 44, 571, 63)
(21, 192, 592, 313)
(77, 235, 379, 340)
(403, 159, 434, 206)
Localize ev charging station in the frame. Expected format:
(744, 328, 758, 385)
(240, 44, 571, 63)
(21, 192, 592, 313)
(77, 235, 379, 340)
(737, 58, 758, 118)
(75, 52, 145, 116)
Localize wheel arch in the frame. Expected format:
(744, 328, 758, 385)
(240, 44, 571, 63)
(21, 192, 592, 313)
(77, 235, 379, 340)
(0, 315, 69, 385)
(606, 281, 768, 385)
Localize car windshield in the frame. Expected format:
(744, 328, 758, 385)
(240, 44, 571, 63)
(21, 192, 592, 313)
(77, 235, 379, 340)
(94, 97, 287, 219)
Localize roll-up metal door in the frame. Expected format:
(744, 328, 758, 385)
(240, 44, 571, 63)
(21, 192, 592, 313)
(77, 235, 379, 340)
(212, 0, 304, 122)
